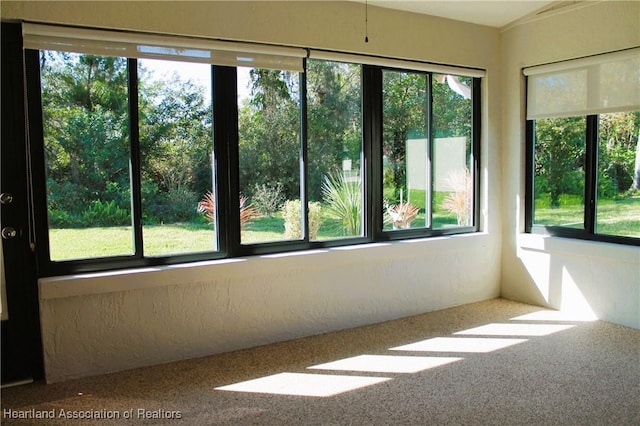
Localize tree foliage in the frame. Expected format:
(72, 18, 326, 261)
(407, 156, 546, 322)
(534, 112, 639, 208)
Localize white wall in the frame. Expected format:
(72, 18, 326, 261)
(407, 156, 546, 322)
(500, 1, 640, 328)
(2, 1, 502, 382)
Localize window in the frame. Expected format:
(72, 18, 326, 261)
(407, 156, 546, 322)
(525, 48, 640, 245)
(40, 51, 134, 261)
(382, 70, 429, 230)
(380, 70, 477, 233)
(307, 59, 363, 241)
(22, 24, 482, 275)
(238, 67, 302, 244)
(138, 59, 216, 256)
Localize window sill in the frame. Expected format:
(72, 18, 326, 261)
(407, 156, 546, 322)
(517, 233, 640, 263)
(39, 232, 492, 300)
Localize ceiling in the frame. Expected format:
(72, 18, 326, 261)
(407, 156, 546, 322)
(357, 1, 558, 28)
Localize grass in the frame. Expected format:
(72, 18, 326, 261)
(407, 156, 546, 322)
(534, 195, 640, 237)
(50, 195, 637, 260)
(49, 208, 459, 261)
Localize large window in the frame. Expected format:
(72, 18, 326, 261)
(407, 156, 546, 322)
(138, 59, 216, 256)
(525, 49, 640, 245)
(381, 70, 476, 233)
(23, 25, 482, 275)
(40, 52, 134, 261)
(307, 60, 363, 241)
(238, 67, 302, 244)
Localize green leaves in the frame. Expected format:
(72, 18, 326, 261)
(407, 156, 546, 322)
(321, 171, 361, 236)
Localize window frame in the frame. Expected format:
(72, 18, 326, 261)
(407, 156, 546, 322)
(525, 114, 640, 246)
(25, 47, 482, 277)
(374, 67, 481, 241)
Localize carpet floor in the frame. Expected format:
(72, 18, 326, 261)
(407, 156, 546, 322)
(1, 298, 639, 425)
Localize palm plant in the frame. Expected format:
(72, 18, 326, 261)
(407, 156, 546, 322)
(441, 167, 472, 226)
(197, 192, 259, 226)
(386, 201, 420, 229)
(321, 171, 361, 236)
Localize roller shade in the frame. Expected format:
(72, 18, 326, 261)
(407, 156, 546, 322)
(309, 49, 485, 78)
(524, 48, 640, 119)
(22, 23, 306, 72)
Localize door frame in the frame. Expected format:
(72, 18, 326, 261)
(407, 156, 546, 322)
(1, 21, 44, 385)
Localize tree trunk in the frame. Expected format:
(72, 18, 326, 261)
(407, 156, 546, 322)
(634, 132, 640, 190)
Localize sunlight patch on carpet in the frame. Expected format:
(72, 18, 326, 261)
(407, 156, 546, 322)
(215, 372, 391, 397)
(511, 310, 596, 322)
(308, 354, 462, 373)
(390, 337, 528, 353)
(454, 323, 575, 337)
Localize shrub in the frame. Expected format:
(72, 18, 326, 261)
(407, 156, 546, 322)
(48, 208, 80, 228)
(80, 200, 130, 227)
(441, 167, 472, 226)
(252, 183, 285, 216)
(321, 172, 361, 236)
(282, 199, 322, 239)
(197, 192, 259, 227)
(386, 200, 420, 229)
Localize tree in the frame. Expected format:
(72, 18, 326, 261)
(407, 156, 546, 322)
(382, 71, 427, 203)
(307, 60, 361, 201)
(598, 112, 639, 196)
(238, 68, 301, 201)
(41, 52, 214, 225)
(41, 52, 130, 221)
(138, 69, 213, 222)
(534, 117, 586, 207)
(635, 132, 640, 191)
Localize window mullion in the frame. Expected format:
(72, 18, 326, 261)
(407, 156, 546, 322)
(584, 115, 599, 234)
(128, 58, 144, 258)
(472, 77, 482, 230)
(426, 73, 434, 230)
(213, 65, 239, 257)
(300, 64, 309, 242)
(363, 65, 382, 240)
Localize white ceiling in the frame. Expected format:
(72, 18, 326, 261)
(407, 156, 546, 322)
(357, 1, 558, 28)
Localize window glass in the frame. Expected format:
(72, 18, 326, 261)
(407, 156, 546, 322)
(138, 59, 216, 256)
(238, 68, 301, 244)
(596, 112, 640, 237)
(382, 70, 428, 230)
(40, 51, 134, 260)
(307, 59, 363, 240)
(533, 116, 587, 228)
(432, 74, 474, 229)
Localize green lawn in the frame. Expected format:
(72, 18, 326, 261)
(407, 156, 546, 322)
(534, 196, 640, 237)
(49, 208, 460, 261)
(50, 196, 639, 261)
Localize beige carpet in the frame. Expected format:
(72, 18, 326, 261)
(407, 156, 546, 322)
(2, 298, 639, 425)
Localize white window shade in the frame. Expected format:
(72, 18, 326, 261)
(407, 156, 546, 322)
(309, 49, 485, 78)
(22, 23, 306, 72)
(524, 48, 640, 119)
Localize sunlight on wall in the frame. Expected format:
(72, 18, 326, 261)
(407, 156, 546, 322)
(516, 240, 599, 321)
(517, 249, 552, 303)
(559, 266, 598, 320)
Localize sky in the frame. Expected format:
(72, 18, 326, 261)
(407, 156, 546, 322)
(140, 58, 252, 103)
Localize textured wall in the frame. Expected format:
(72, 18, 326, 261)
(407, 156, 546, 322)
(2, 1, 503, 382)
(500, 1, 640, 328)
(40, 236, 500, 382)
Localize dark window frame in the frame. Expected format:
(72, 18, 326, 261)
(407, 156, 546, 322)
(525, 115, 640, 246)
(25, 48, 482, 277)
